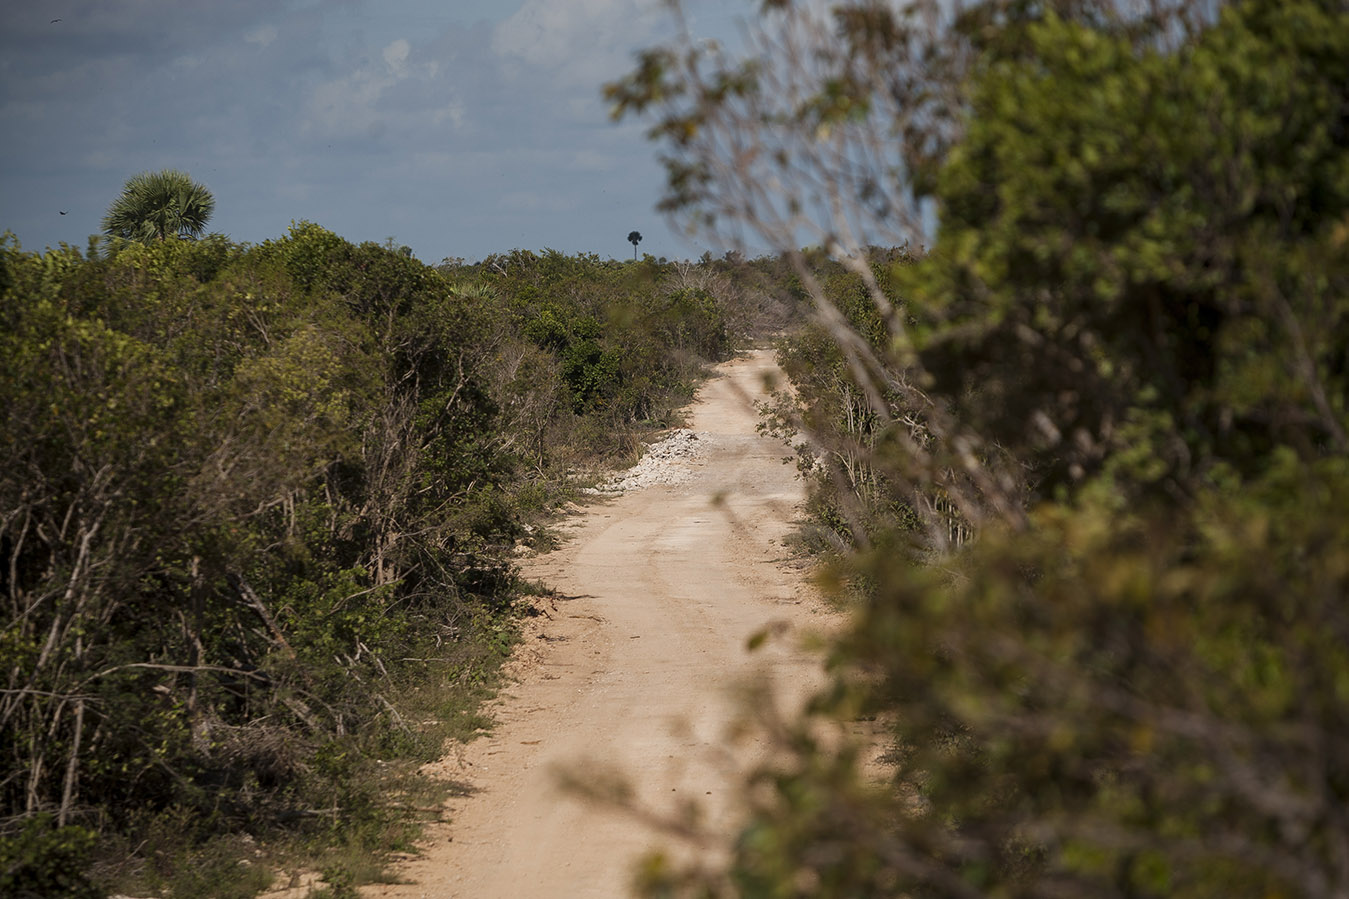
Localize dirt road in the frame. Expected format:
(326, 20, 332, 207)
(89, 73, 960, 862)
(366, 348, 829, 898)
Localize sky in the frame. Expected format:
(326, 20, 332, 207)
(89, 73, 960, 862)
(0, 0, 747, 264)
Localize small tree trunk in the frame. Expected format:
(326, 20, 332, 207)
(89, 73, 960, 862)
(58, 698, 85, 826)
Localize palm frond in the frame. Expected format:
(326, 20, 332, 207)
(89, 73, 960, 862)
(101, 169, 215, 242)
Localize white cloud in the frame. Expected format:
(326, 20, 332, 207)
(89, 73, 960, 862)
(302, 38, 420, 138)
(383, 38, 410, 76)
(432, 100, 465, 128)
(491, 0, 659, 86)
(307, 70, 394, 137)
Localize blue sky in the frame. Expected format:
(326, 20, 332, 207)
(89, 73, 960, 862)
(0, 0, 745, 263)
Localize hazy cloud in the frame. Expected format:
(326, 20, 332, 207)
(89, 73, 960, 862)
(0, 0, 735, 262)
(492, 0, 660, 87)
(245, 25, 278, 47)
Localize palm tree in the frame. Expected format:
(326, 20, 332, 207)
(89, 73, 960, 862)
(102, 169, 215, 242)
(627, 230, 642, 259)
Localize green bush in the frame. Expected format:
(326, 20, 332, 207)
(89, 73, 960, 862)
(0, 817, 102, 899)
(1, 222, 757, 894)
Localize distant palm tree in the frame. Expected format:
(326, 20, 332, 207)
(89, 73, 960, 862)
(627, 230, 642, 259)
(102, 169, 215, 242)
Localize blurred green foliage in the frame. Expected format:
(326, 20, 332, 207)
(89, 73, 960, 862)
(0, 816, 101, 899)
(915, 0, 1349, 499)
(633, 0, 1349, 896)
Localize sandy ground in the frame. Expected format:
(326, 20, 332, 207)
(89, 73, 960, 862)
(364, 348, 832, 899)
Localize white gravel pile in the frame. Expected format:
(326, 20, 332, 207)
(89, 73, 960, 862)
(588, 429, 712, 493)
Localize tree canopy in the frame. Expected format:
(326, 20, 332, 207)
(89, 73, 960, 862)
(101, 169, 215, 242)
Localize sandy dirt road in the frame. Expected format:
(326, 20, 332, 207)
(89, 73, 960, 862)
(365, 348, 830, 898)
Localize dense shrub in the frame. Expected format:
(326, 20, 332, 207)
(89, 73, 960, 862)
(447, 248, 740, 464)
(0, 222, 756, 893)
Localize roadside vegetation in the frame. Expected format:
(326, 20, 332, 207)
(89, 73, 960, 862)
(9, 0, 1345, 895)
(614, 0, 1349, 896)
(0, 222, 756, 896)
